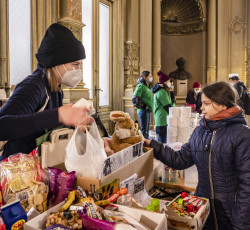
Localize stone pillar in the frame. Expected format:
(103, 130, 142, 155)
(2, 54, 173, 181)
(206, 0, 217, 83)
(0, 0, 9, 95)
(152, 0, 161, 85)
(123, 0, 140, 120)
(140, 0, 152, 73)
(246, 1, 250, 90)
(58, 0, 89, 103)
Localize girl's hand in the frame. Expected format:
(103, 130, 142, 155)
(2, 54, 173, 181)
(58, 103, 94, 127)
(144, 139, 151, 147)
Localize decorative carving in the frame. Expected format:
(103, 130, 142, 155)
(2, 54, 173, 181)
(161, 0, 206, 35)
(246, 47, 250, 89)
(68, 0, 82, 21)
(124, 42, 140, 85)
(58, 17, 85, 41)
(161, 20, 205, 35)
(229, 16, 246, 35)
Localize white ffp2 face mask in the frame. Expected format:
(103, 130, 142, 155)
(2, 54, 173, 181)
(56, 65, 82, 88)
(166, 82, 172, 88)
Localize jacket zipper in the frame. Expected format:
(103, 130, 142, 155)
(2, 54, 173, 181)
(209, 130, 218, 230)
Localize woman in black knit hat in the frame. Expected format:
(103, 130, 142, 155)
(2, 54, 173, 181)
(0, 23, 94, 160)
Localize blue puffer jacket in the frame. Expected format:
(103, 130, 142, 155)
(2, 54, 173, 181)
(150, 108, 250, 230)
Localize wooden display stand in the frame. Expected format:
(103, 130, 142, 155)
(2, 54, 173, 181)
(154, 178, 196, 192)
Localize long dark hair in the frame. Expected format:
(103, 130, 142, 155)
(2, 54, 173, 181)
(140, 71, 150, 79)
(202, 81, 238, 108)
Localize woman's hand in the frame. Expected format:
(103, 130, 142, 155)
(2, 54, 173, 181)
(144, 138, 151, 147)
(102, 137, 114, 156)
(58, 103, 94, 127)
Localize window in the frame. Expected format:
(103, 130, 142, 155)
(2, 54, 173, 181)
(82, 0, 93, 98)
(98, 2, 110, 106)
(9, 0, 31, 86)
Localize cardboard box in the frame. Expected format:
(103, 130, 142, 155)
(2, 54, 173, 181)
(24, 202, 64, 230)
(166, 194, 210, 230)
(76, 148, 154, 192)
(116, 204, 167, 230)
(24, 202, 167, 230)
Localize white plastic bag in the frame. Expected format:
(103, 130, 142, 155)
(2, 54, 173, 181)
(65, 121, 107, 178)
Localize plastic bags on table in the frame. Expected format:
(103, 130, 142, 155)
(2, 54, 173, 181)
(65, 121, 107, 178)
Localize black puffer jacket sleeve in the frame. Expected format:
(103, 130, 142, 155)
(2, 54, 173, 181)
(230, 131, 250, 230)
(150, 139, 194, 169)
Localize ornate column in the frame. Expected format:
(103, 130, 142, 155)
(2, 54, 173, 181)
(246, 1, 250, 90)
(206, 0, 217, 83)
(123, 0, 140, 120)
(0, 0, 9, 95)
(152, 0, 161, 84)
(58, 0, 89, 103)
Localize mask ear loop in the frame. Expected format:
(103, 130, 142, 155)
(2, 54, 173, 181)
(55, 66, 62, 79)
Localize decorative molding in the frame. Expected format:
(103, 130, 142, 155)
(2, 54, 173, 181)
(246, 46, 250, 89)
(58, 17, 85, 41)
(229, 16, 246, 35)
(161, 20, 206, 35)
(67, 0, 82, 21)
(124, 41, 140, 86)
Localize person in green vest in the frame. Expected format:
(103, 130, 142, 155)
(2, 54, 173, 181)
(132, 71, 154, 139)
(152, 71, 175, 143)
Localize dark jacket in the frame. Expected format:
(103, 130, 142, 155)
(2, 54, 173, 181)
(186, 90, 202, 113)
(0, 65, 62, 159)
(234, 81, 247, 109)
(150, 109, 250, 230)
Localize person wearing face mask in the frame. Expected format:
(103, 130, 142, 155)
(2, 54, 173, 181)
(228, 73, 248, 111)
(0, 23, 94, 160)
(144, 81, 250, 230)
(132, 71, 154, 139)
(186, 81, 202, 113)
(152, 71, 174, 143)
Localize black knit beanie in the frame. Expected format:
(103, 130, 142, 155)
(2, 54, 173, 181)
(36, 23, 85, 68)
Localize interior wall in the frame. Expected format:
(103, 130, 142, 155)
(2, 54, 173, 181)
(161, 32, 206, 90)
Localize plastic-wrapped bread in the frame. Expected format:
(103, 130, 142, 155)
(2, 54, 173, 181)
(73, 98, 96, 115)
(178, 117, 190, 127)
(167, 136, 177, 144)
(167, 116, 178, 126)
(167, 126, 178, 136)
(169, 107, 180, 117)
(179, 106, 191, 117)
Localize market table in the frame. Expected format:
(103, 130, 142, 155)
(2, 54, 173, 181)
(154, 178, 196, 192)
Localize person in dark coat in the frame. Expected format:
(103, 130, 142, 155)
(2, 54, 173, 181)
(144, 81, 250, 230)
(0, 23, 94, 160)
(229, 73, 248, 110)
(186, 81, 202, 113)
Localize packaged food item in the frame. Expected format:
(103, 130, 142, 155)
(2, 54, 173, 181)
(0, 149, 48, 213)
(48, 167, 75, 207)
(0, 216, 6, 230)
(1, 199, 27, 230)
(95, 188, 128, 207)
(45, 210, 82, 229)
(45, 224, 71, 230)
(59, 191, 76, 212)
(168, 192, 207, 218)
(170, 168, 178, 183)
(96, 179, 120, 200)
(162, 164, 170, 183)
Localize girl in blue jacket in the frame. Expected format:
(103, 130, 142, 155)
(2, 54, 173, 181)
(145, 81, 250, 230)
(0, 23, 94, 160)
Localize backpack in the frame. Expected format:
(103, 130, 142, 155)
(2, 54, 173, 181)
(243, 91, 250, 115)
